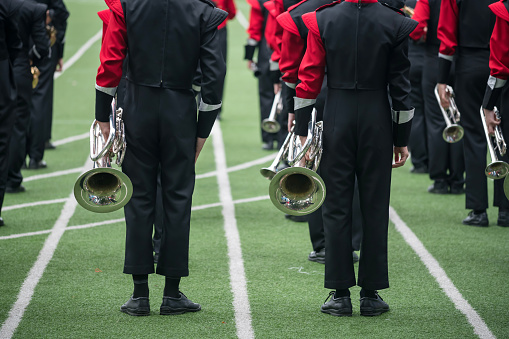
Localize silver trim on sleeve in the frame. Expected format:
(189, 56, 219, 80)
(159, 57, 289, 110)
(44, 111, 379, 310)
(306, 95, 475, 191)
(285, 82, 296, 89)
(294, 97, 316, 110)
(438, 53, 454, 62)
(269, 60, 279, 71)
(192, 84, 201, 93)
(247, 38, 258, 46)
(31, 45, 41, 59)
(487, 75, 507, 90)
(95, 83, 118, 96)
(391, 108, 414, 124)
(199, 99, 222, 111)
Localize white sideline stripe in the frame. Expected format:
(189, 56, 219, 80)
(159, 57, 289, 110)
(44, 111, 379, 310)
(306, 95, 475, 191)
(0, 196, 271, 241)
(236, 10, 249, 30)
(24, 167, 83, 182)
(0, 158, 92, 339)
(196, 153, 276, 179)
(52, 133, 89, 147)
(389, 207, 496, 339)
(2, 198, 68, 212)
(54, 30, 102, 80)
(211, 123, 254, 339)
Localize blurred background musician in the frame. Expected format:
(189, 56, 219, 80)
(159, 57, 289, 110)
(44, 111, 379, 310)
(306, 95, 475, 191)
(25, 0, 68, 169)
(0, 0, 23, 227)
(294, 0, 416, 316)
(409, 0, 465, 194)
(6, 0, 50, 195)
(277, 0, 362, 264)
(482, 0, 509, 227)
(437, 0, 506, 226)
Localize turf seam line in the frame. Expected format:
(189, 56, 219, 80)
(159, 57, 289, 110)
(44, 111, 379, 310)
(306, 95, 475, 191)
(0, 158, 93, 339)
(211, 123, 255, 339)
(389, 206, 496, 339)
(54, 29, 102, 80)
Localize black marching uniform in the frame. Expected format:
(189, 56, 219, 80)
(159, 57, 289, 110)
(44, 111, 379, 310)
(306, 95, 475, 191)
(295, 0, 416, 315)
(6, 0, 50, 192)
(95, 0, 226, 315)
(25, 0, 68, 168)
(437, 0, 506, 225)
(0, 0, 23, 226)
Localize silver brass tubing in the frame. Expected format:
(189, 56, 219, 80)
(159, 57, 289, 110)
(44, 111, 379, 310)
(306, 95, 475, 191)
(434, 85, 464, 143)
(480, 106, 509, 179)
(261, 89, 282, 133)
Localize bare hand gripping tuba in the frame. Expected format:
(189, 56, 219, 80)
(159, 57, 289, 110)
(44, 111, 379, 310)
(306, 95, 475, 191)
(74, 106, 133, 213)
(434, 85, 464, 143)
(260, 109, 326, 216)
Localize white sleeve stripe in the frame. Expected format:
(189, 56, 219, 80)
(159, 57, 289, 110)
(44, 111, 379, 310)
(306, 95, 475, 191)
(269, 60, 279, 71)
(199, 99, 222, 111)
(294, 97, 316, 110)
(192, 84, 201, 92)
(247, 38, 258, 46)
(438, 53, 454, 61)
(95, 83, 117, 96)
(392, 108, 414, 124)
(285, 82, 296, 89)
(32, 45, 41, 59)
(488, 75, 507, 89)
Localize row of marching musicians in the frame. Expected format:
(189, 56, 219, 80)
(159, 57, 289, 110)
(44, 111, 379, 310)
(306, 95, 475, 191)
(247, 0, 509, 317)
(0, 0, 69, 227)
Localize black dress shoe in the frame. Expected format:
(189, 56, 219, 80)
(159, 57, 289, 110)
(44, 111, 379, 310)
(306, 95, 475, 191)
(497, 211, 509, 227)
(285, 214, 309, 222)
(6, 185, 26, 194)
(462, 211, 489, 227)
(261, 141, 274, 150)
(321, 291, 352, 317)
(44, 141, 56, 150)
(28, 159, 47, 169)
(427, 181, 448, 194)
(449, 186, 465, 195)
(410, 166, 428, 174)
(308, 248, 325, 264)
(160, 292, 201, 315)
(120, 296, 150, 316)
(360, 291, 389, 316)
(0, 217, 4, 227)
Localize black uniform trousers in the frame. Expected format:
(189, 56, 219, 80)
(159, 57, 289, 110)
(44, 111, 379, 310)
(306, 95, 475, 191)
(27, 43, 58, 162)
(455, 47, 508, 210)
(321, 88, 392, 291)
(408, 41, 428, 171)
(258, 37, 277, 145)
(423, 45, 464, 187)
(6, 71, 32, 188)
(307, 77, 363, 253)
(0, 59, 17, 214)
(122, 82, 196, 277)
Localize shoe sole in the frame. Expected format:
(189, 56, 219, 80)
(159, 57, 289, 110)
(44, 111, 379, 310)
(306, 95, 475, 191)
(462, 222, 489, 227)
(360, 308, 389, 317)
(120, 307, 150, 316)
(160, 306, 201, 315)
(308, 257, 325, 264)
(321, 308, 352, 317)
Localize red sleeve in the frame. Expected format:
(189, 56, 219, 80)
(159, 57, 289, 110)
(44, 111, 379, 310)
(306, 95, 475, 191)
(280, 29, 305, 84)
(437, 0, 459, 57)
(247, 4, 264, 41)
(490, 16, 509, 80)
(97, 9, 110, 44)
(96, 10, 127, 90)
(296, 12, 325, 99)
(409, 0, 429, 41)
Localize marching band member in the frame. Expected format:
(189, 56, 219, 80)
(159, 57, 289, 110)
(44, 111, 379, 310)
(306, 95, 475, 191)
(437, 0, 507, 226)
(409, 0, 465, 194)
(95, 0, 226, 316)
(0, 0, 23, 227)
(6, 0, 51, 195)
(295, 0, 416, 316)
(482, 0, 509, 228)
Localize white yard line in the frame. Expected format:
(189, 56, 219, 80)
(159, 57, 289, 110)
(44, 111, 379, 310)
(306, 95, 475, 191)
(389, 207, 496, 339)
(23, 167, 83, 182)
(52, 133, 89, 147)
(211, 123, 254, 339)
(2, 198, 68, 212)
(196, 153, 276, 179)
(0, 158, 92, 339)
(54, 29, 102, 80)
(236, 9, 249, 30)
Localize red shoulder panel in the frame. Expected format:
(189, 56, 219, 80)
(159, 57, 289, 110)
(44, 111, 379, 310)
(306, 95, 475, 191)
(277, 11, 300, 35)
(489, 1, 509, 22)
(301, 11, 319, 36)
(97, 9, 110, 24)
(288, 0, 308, 12)
(247, 0, 261, 10)
(104, 0, 123, 18)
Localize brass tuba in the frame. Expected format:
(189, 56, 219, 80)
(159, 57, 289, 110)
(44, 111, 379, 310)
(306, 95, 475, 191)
(480, 106, 509, 179)
(260, 109, 326, 216)
(74, 104, 133, 213)
(434, 85, 464, 143)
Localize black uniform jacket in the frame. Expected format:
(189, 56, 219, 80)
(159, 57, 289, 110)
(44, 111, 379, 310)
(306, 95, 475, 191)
(34, 0, 69, 59)
(95, 0, 227, 138)
(0, 0, 23, 107)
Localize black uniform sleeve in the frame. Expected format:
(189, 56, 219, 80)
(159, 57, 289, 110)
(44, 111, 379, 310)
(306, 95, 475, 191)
(6, 0, 23, 63)
(197, 8, 228, 138)
(29, 3, 51, 63)
(49, 0, 69, 59)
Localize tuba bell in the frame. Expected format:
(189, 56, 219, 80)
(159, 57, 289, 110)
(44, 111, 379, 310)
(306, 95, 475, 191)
(434, 85, 464, 143)
(261, 109, 326, 216)
(74, 104, 133, 213)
